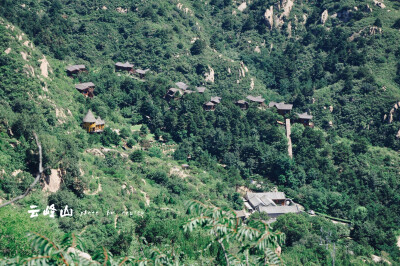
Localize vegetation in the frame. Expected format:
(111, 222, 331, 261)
(0, 0, 400, 264)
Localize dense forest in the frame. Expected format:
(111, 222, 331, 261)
(0, 0, 400, 265)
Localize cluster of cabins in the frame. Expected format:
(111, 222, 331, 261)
(66, 62, 150, 133)
(165, 81, 313, 126)
(66, 62, 150, 99)
(237, 191, 301, 220)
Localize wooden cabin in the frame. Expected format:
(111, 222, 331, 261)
(175, 82, 189, 91)
(296, 112, 314, 127)
(196, 86, 206, 93)
(66, 65, 86, 77)
(75, 82, 95, 98)
(82, 110, 105, 133)
(95, 117, 105, 132)
(115, 62, 134, 73)
(269, 101, 293, 116)
(135, 69, 150, 79)
(203, 101, 215, 111)
(165, 88, 182, 100)
(235, 100, 249, 110)
(210, 96, 222, 104)
(246, 95, 265, 107)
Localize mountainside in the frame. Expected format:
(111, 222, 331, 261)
(1, 0, 400, 265)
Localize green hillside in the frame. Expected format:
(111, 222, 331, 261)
(0, 0, 400, 265)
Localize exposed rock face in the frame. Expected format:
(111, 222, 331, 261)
(369, 26, 382, 35)
(374, 0, 386, 9)
(4, 47, 11, 54)
(204, 65, 214, 83)
(280, 0, 294, 18)
(264, 6, 274, 30)
(116, 7, 127, 13)
(42, 169, 62, 193)
(39, 56, 51, 78)
(287, 21, 292, 37)
(238, 2, 247, 12)
(321, 10, 329, 24)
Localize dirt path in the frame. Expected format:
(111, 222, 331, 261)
(140, 190, 150, 206)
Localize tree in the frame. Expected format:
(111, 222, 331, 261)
(190, 39, 206, 55)
(184, 201, 285, 265)
(374, 18, 382, 28)
(129, 150, 145, 162)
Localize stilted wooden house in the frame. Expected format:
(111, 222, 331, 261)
(82, 110, 105, 133)
(135, 69, 150, 79)
(210, 96, 222, 104)
(247, 95, 265, 107)
(269, 101, 293, 115)
(66, 65, 86, 77)
(175, 82, 189, 90)
(235, 100, 249, 110)
(115, 62, 134, 73)
(203, 101, 216, 111)
(296, 112, 314, 127)
(165, 88, 182, 100)
(75, 82, 95, 98)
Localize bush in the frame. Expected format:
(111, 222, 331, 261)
(126, 138, 136, 148)
(146, 170, 168, 184)
(190, 39, 206, 55)
(148, 147, 162, 158)
(130, 150, 145, 162)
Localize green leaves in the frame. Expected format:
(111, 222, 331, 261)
(183, 200, 285, 265)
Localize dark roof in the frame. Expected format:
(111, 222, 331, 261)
(246, 95, 265, 103)
(115, 62, 134, 68)
(297, 112, 313, 120)
(196, 86, 206, 93)
(83, 110, 97, 123)
(175, 82, 189, 90)
(211, 96, 221, 104)
(136, 69, 150, 74)
(258, 205, 300, 214)
(66, 65, 86, 72)
(269, 101, 293, 110)
(75, 82, 95, 91)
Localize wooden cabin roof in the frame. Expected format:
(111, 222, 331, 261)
(175, 82, 189, 90)
(236, 100, 248, 104)
(136, 69, 150, 74)
(246, 95, 265, 103)
(83, 110, 97, 123)
(115, 62, 134, 68)
(96, 117, 105, 125)
(297, 112, 313, 120)
(75, 82, 95, 91)
(210, 96, 221, 104)
(269, 101, 293, 110)
(204, 101, 215, 106)
(66, 65, 86, 72)
(196, 86, 206, 93)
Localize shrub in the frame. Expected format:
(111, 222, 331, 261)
(130, 150, 145, 162)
